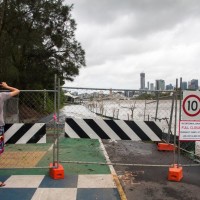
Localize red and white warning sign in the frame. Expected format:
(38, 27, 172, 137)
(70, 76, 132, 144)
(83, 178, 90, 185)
(182, 91, 200, 120)
(179, 120, 200, 141)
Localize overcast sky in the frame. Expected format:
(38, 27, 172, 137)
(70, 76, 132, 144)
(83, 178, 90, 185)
(64, 0, 200, 89)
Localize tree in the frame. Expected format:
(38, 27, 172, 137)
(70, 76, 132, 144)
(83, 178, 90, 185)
(0, 0, 7, 36)
(0, 0, 85, 89)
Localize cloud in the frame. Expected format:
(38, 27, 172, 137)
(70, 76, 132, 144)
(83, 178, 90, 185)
(65, 0, 200, 89)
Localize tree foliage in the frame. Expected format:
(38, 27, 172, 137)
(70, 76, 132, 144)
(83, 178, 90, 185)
(0, 0, 85, 89)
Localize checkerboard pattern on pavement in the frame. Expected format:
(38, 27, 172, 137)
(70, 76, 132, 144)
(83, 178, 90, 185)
(0, 174, 121, 200)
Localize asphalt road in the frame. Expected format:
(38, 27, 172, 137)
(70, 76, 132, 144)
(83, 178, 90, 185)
(102, 140, 200, 200)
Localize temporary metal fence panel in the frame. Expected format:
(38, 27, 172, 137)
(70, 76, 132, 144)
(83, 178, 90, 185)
(0, 88, 59, 171)
(61, 87, 175, 133)
(61, 87, 200, 164)
(1, 84, 199, 173)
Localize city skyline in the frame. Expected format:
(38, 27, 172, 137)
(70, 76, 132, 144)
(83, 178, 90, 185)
(140, 72, 199, 90)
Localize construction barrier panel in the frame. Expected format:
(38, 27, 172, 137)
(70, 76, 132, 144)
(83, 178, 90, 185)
(65, 118, 163, 141)
(4, 123, 46, 144)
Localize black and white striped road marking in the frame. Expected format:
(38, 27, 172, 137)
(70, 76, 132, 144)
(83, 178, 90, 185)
(4, 123, 46, 144)
(65, 118, 163, 141)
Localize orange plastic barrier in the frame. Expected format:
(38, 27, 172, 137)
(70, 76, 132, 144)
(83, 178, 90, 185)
(49, 162, 65, 179)
(157, 143, 176, 151)
(168, 164, 183, 182)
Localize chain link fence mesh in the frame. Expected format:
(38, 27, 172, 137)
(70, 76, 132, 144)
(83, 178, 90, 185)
(1, 87, 199, 171)
(1, 90, 57, 170)
(61, 87, 200, 164)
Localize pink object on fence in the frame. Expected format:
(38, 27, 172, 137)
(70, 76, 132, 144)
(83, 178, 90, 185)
(53, 114, 57, 121)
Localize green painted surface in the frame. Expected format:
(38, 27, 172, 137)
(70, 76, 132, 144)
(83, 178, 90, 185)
(0, 138, 110, 175)
(57, 138, 110, 174)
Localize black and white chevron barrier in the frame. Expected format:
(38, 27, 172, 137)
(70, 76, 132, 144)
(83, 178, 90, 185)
(4, 123, 46, 144)
(65, 118, 163, 141)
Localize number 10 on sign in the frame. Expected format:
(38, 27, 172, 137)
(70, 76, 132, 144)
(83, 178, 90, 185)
(182, 91, 200, 120)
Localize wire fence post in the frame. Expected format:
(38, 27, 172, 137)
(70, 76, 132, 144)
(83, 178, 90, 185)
(144, 99, 146, 121)
(167, 91, 175, 143)
(155, 91, 159, 120)
(178, 77, 182, 167)
(173, 79, 178, 165)
(53, 74, 57, 167)
(57, 77, 60, 167)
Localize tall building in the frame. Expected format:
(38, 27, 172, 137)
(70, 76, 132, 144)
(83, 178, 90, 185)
(166, 84, 173, 90)
(191, 79, 198, 90)
(155, 79, 165, 90)
(181, 82, 187, 90)
(150, 83, 154, 90)
(147, 81, 149, 90)
(188, 81, 191, 89)
(140, 72, 145, 90)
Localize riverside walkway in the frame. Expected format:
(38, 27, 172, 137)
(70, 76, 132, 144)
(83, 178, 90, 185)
(0, 138, 199, 200)
(0, 138, 121, 200)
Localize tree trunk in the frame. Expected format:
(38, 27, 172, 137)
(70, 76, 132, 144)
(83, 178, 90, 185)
(0, 0, 7, 37)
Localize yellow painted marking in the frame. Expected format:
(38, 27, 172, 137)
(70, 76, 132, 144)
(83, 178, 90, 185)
(0, 151, 46, 168)
(112, 174, 127, 200)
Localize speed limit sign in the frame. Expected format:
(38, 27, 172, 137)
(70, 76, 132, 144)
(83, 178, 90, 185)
(182, 91, 200, 120)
